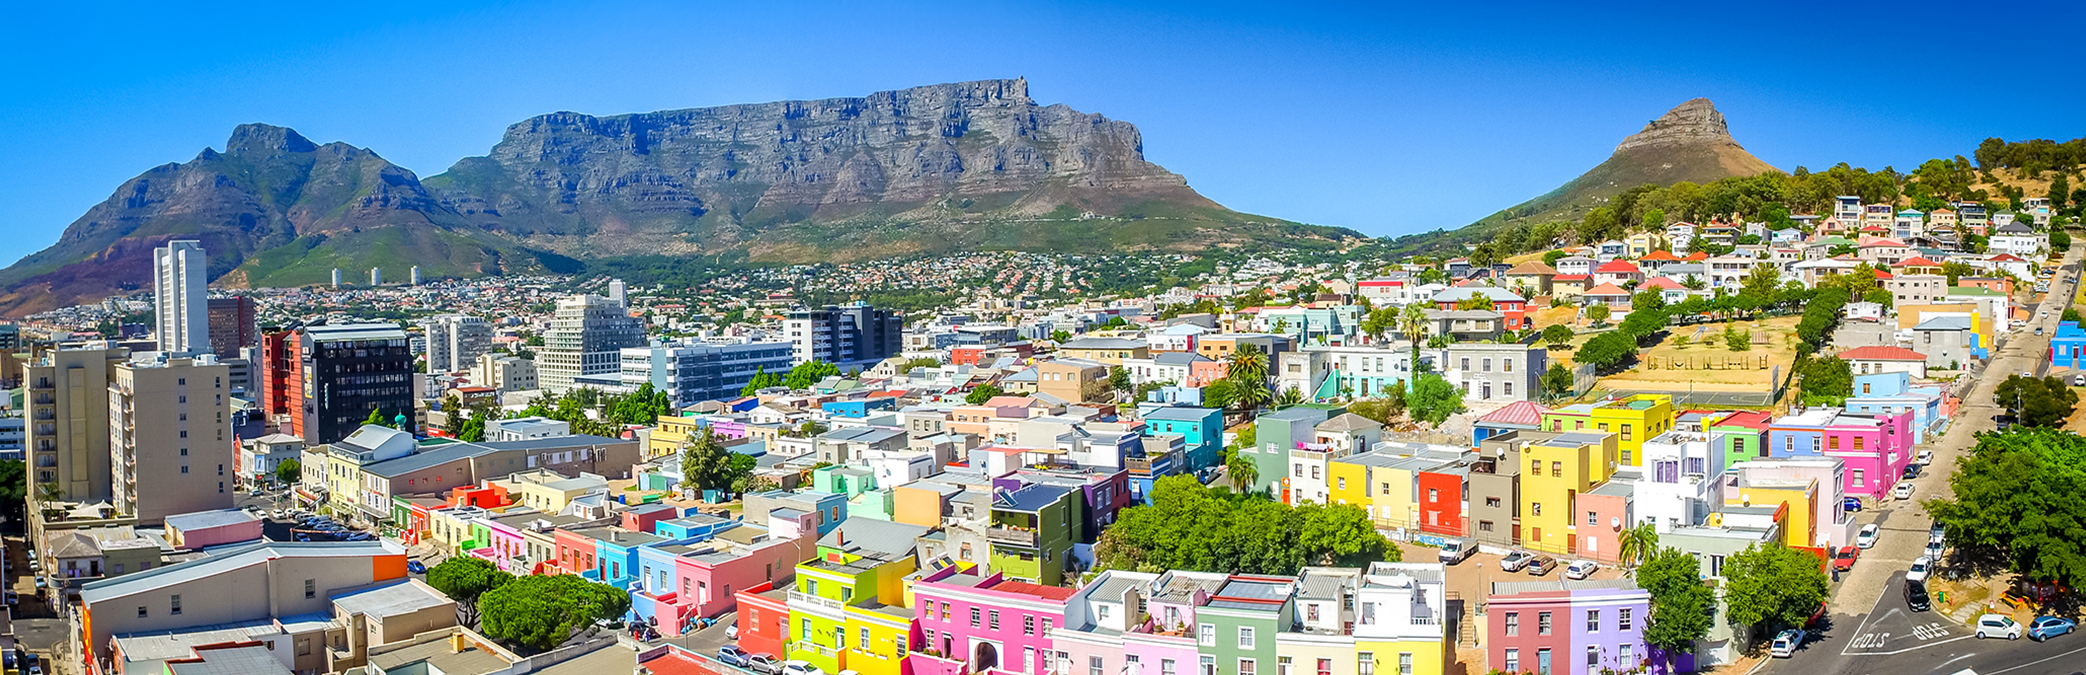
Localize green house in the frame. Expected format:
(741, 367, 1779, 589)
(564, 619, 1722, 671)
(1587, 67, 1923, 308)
(988, 482, 1081, 586)
(1248, 405, 1342, 498)
(1197, 574, 1298, 675)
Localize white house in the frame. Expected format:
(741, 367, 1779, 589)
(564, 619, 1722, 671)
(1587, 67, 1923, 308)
(1838, 346, 1928, 378)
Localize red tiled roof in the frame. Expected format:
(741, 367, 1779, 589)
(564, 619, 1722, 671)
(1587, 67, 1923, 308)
(1989, 254, 2027, 262)
(1477, 400, 1549, 426)
(1584, 282, 1631, 296)
(1553, 274, 1591, 281)
(1837, 345, 1928, 361)
(1641, 277, 1686, 290)
(1358, 280, 1404, 287)
(1595, 260, 1641, 273)
(1639, 250, 1681, 262)
(639, 650, 714, 675)
(989, 580, 1078, 601)
(1899, 257, 1941, 267)
(1873, 271, 1893, 280)
(1684, 251, 1710, 261)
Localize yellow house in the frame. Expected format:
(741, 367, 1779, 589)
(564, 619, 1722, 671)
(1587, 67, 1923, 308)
(1539, 394, 1674, 466)
(1275, 632, 1358, 675)
(497, 469, 609, 514)
(647, 416, 707, 459)
(1735, 478, 1817, 549)
(789, 550, 917, 675)
(1518, 431, 1619, 555)
(1056, 337, 1151, 365)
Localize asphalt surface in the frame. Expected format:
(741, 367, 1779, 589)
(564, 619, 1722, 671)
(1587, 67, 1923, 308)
(1760, 244, 2085, 675)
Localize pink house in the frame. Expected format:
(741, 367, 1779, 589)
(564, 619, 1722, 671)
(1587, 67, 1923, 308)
(632, 528, 818, 636)
(163, 510, 265, 550)
(1123, 571, 1230, 675)
(622, 503, 682, 534)
(1765, 408, 1914, 498)
(909, 565, 1075, 675)
(1573, 481, 1634, 563)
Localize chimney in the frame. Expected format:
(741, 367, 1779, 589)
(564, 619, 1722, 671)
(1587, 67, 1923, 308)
(837, 528, 846, 546)
(450, 631, 468, 654)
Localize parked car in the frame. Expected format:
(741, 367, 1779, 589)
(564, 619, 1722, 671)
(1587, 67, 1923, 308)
(1917, 450, 1934, 465)
(406, 560, 427, 575)
(1437, 540, 1475, 565)
(1906, 557, 1933, 583)
(1903, 464, 1922, 479)
(1856, 524, 1880, 549)
(1500, 552, 1533, 572)
(726, 622, 740, 639)
(1841, 496, 1862, 512)
(1893, 482, 1916, 499)
(782, 660, 827, 675)
(2076, 374, 2086, 387)
(1526, 555, 1558, 576)
(1769, 629, 1804, 658)
(1564, 560, 1598, 580)
(2030, 616, 2078, 641)
(1976, 614, 2023, 640)
(1833, 546, 1860, 572)
(1925, 540, 1946, 561)
(1930, 523, 1947, 545)
(747, 655, 782, 675)
(1906, 579, 1931, 612)
(718, 646, 752, 668)
(2036, 325, 2044, 335)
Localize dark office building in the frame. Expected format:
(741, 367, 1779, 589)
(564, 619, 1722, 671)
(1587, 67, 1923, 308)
(208, 296, 258, 360)
(294, 323, 415, 445)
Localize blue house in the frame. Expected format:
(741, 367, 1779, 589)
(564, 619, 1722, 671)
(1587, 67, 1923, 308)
(1142, 406, 1224, 471)
(655, 512, 740, 540)
(821, 396, 898, 419)
(1844, 372, 1946, 442)
(2051, 321, 2086, 369)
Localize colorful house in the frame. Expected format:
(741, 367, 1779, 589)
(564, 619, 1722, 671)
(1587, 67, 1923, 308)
(1486, 579, 1675, 675)
(1473, 401, 1548, 445)
(1764, 408, 1914, 498)
(1706, 411, 1771, 468)
(908, 564, 1076, 675)
(989, 481, 1081, 586)
(1190, 575, 1297, 675)
(1844, 372, 1946, 443)
(1249, 406, 1342, 500)
(2051, 321, 2086, 369)
(786, 545, 918, 675)
(630, 523, 818, 636)
(1517, 431, 1620, 556)
(1540, 394, 1676, 466)
(1142, 407, 1225, 472)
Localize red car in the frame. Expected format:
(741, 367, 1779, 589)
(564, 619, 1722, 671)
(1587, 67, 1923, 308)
(1833, 546, 1860, 571)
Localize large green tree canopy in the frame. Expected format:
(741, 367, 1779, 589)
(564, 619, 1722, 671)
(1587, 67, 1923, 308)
(1094, 475, 1395, 575)
(479, 574, 630, 652)
(1927, 428, 2086, 589)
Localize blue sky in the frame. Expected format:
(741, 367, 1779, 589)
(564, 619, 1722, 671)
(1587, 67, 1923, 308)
(2, 0, 2081, 267)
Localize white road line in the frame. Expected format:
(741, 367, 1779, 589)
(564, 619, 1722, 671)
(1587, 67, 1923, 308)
(1843, 633, 1973, 656)
(1982, 642, 2086, 674)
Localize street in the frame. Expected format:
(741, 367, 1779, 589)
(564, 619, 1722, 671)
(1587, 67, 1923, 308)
(1760, 244, 2085, 675)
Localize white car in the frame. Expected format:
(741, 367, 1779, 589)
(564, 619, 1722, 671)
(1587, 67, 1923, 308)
(1563, 560, 1598, 580)
(1856, 524, 1880, 549)
(1893, 482, 1916, 500)
(1500, 552, 1533, 572)
(1917, 450, 1934, 465)
(1976, 613, 2023, 640)
(1926, 539, 1947, 561)
(782, 660, 828, 675)
(1769, 629, 1804, 657)
(1907, 556, 1933, 583)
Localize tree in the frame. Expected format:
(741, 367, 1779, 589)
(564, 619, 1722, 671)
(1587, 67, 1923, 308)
(1346, 398, 1399, 425)
(902, 357, 943, 371)
(1050, 329, 1072, 344)
(1399, 303, 1429, 346)
(965, 384, 1005, 406)
(1540, 324, 1575, 348)
(1576, 331, 1638, 374)
(1586, 304, 1611, 326)
(1455, 295, 1495, 311)
(0, 460, 25, 527)
(679, 428, 755, 495)
(1406, 373, 1465, 425)
(1080, 379, 1115, 403)
(784, 361, 841, 389)
(1742, 263, 1782, 302)
(443, 394, 465, 437)
(458, 411, 489, 443)
(1226, 452, 1260, 493)
(479, 574, 630, 652)
(1094, 476, 1394, 575)
(274, 459, 302, 487)
(1360, 307, 1401, 344)
(1616, 523, 1659, 569)
(1724, 326, 1752, 352)
(1109, 366, 1133, 392)
(1926, 428, 2086, 590)
(2066, 308, 2083, 324)
(1276, 386, 1307, 407)
(1723, 543, 1830, 630)
(1637, 547, 1714, 670)
(1798, 356, 1853, 405)
(426, 556, 515, 627)
(364, 408, 389, 428)
(1541, 363, 1575, 398)
(1994, 375, 2080, 427)
(740, 367, 784, 396)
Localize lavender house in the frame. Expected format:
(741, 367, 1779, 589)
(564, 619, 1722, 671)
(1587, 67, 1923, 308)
(1487, 579, 1680, 675)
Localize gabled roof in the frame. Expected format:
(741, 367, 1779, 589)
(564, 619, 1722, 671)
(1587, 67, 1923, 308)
(1640, 277, 1686, 291)
(1583, 282, 1631, 296)
(1316, 413, 1382, 434)
(1988, 253, 2028, 262)
(1594, 260, 1641, 273)
(1552, 274, 1591, 282)
(1505, 261, 1558, 276)
(1477, 401, 1548, 426)
(1684, 251, 1710, 261)
(1897, 256, 1942, 267)
(1639, 250, 1681, 262)
(1837, 346, 1928, 362)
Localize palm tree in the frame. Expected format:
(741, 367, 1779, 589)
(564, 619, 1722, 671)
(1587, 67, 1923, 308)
(1228, 343, 1270, 382)
(1399, 302, 1430, 346)
(1226, 451, 1260, 493)
(1617, 522, 1660, 569)
(1277, 386, 1307, 407)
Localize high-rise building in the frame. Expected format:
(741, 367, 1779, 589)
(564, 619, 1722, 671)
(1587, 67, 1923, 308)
(416, 315, 492, 373)
(785, 303, 904, 369)
(540, 295, 646, 392)
(411, 266, 422, 285)
(369, 267, 383, 286)
(473, 353, 538, 393)
(207, 296, 258, 361)
(110, 354, 236, 523)
(595, 340, 794, 407)
(153, 241, 210, 355)
(607, 279, 628, 307)
(290, 324, 415, 445)
(332, 269, 343, 288)
(22, 342, 130, 503)
(259, 329, 300, 420)
(0, 323, 20, 350)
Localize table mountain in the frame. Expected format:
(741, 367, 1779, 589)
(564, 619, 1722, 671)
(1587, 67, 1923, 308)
(0, 79, 1354, 315)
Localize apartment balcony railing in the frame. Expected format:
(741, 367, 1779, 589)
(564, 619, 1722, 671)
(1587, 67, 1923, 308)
(790, 641, 839, 659)
(788, 590, 846, 613)
(986, 526, 1040, 547)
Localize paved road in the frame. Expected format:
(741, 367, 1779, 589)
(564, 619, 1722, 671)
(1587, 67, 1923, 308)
(1762, 245, 2085, 675)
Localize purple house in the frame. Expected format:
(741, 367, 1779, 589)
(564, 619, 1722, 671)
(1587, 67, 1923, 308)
(1764, 407, 1914, 498)
(1488, 579, 1681, 675)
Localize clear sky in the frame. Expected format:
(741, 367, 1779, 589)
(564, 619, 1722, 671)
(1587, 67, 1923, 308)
(3, 0, 2081, 267)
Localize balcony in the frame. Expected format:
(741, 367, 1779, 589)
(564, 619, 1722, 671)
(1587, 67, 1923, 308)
(789, 590, 846, 614)
(986, 526, 1040, 547)
(791, 641, 840, 659)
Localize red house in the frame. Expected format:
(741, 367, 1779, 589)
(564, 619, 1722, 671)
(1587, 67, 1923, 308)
(1432, 287, 1531, 330)
(950, 346, 991, 367)
(1416, 469, 1467, 536)
(553, 528, 599, 575)
(734, 580, 793, 658)
(621, 503, 681, 534)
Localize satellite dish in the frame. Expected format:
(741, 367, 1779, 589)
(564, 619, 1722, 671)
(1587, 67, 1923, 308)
(1611, 517, 1621, 529)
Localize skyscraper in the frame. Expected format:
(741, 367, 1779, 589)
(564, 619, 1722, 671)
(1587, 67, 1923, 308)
(111, 354, 235, 523)
(369, 267, 383, 286)
(417, 314, 493, 373)
(22, 342, 130, 504)
(292, 323, 415, 445)
(540, 295, 647, 392)
(785, 303, 904, 369)
(153, 240, 210, 355)
(207, 296, 258, 361)
(607, 279, 628, 306)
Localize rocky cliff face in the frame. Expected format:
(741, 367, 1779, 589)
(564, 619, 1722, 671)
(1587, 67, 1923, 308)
(426, 78, 1224, 258)
(1614, 97, 1740, 152)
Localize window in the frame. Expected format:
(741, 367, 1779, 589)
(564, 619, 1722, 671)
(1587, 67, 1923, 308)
(1092, 657, 1106, 675)
(1278, 657, 1292, 675)
(1854, 437, 1865, 450)
(1307, 603, 1320, 622)
(138, 606, 148, 618)
(1357, 652, 1374, 675)
(990, 610, 1001, 630)
(1428, 488, 1439, 502)
(1828, 436, 1840, 450)
(1397, 654, 1411, 675)
(1028, 616, 1038, 636)
(1586, 609, 1599, 632)
(1617, 643, 1632, 666)
(1537, 649, 1551, 675)
(860, 627, 871, 650)
(1239, 626, 1255, 648)
(1315, 658, 1331, 675)
(1587, 647, 1600, 668)
(1618, 607, 1633, 630)
(1588, 512, 1598, 526)
(1505, 381, 1514, 396)
(898, 635, 910, 656)
(1503, 650, 1519, 672)
(1027, 648, 1038, 674)
(971, 608, 981, 627)
(1162, 659, 1177, 675)
(1538, 611, 1552, 635)
(1532, 502, 1542, 516)
(941, 602, 950, 620)
(1201, 656, 1215, 675)
(305, 579, 316, 599)
(1482, 358, 1492, 372)
(1338, 477, 1346, 490)
(1852, 469, 1865, 488)
(1620, 425, 1632, 442)
(1239, 659, 1256, 675)
(1504, 612, 1519, 636)
(1531, 459, 1541, 474)
(1479, 520, 1495, 532)
(1552, 461, 1562, 477)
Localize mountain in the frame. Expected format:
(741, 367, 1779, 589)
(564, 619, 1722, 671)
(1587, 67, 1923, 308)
(422, 78, 1348, 262)
(0, 79, 1358, 315)
(0, 125, 528, 316)
(1396, 98, 1780, 252)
